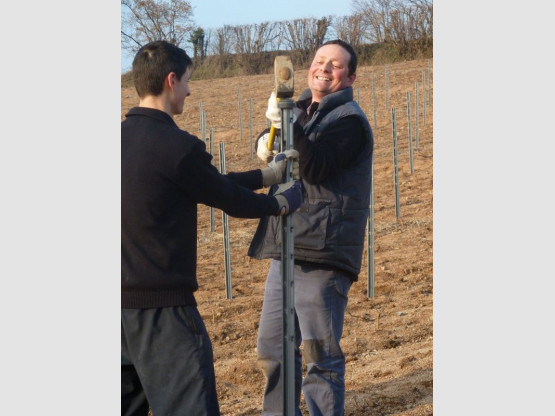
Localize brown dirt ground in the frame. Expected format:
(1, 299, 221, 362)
(121, 58, 433, 415)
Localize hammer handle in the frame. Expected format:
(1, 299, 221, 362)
(267, 98, 280, 151)
(267, 125, 276, 151)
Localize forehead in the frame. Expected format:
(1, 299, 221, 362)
(313, 44, 350, 64)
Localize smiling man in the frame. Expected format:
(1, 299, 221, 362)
(250, 39, 375, 415)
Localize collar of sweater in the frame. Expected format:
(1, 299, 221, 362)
(126, 107, 177, 127)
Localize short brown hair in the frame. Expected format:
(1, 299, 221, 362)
(322, 39, 357, 76)
(132, 40, 192, 98)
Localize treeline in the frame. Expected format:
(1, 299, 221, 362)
(121, 0, 432, 84)
(121, 40, 431, 87)
(197, 40, 431, 80)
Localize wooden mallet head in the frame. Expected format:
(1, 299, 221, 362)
(267, 56, 294, 151)
(274, 55, 294, 99)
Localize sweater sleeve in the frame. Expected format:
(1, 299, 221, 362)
(293, 115, 366, 185)
(226, 170, 264, 190)
(177, 142, 279, 217)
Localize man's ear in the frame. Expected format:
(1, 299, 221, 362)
(347, 72, 356, 87)
(165, 72, 177, 90)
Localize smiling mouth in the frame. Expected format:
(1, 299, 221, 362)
(316, 76, 331, 81)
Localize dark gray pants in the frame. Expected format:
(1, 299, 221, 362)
(257, 260, 352, 416)
(121, 306, 220, 416)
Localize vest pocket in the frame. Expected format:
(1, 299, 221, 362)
(277, 203, 329, 250)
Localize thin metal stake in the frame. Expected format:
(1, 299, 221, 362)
(249, 97, 254, 160)
(407, 92, 414, 175)
(238, 87, 243, 141)
(367, 156, 375, 298)
(199, 101, 203, 134)
(428, 60, 432, 105)
(201, 110, 207, 143)
(415, 82, 420, 150)
(422, 71, 426, 126)
(219, 142, 232, 299)
(392, 108, 401, 219)
(372, 74, 377, 129)
(385, 65, 389, 112)
(278, 98, 296, 416)
(210, 129, 215, 232)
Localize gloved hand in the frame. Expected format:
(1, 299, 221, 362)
(261, 149, 300, 187)
(273, 180, 303, 215)
(256, 132, 279, 163)
(265, 91, 297, 129)
(265, 91, 281, 129)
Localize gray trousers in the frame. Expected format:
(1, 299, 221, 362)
(257, 259, 353, 416)
(121, 306, 220, 416)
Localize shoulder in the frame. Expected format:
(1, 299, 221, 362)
(156, 123, 205, 156)
(325, 101, 367, 125)
(335, 102, 370, 130)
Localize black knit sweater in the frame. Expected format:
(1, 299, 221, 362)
(122, 107, 279, 308)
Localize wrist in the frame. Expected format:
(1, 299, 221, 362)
(261, 167, 278, 187)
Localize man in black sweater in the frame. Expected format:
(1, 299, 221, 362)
(121, 40, 302, 416)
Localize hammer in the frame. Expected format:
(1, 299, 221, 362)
(267, 55, 295, 151)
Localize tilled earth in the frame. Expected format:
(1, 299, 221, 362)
(122, 57, 433, 415)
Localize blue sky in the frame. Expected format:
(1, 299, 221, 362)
(122, 0, 355, 72)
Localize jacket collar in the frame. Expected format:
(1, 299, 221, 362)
(298, 87, 354, 134)
(125, 107, 178, 127)
(298, 87, 354, 114)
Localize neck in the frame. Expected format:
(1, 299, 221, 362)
(139, 95, 172, 117)
(311, 93, 324, 105)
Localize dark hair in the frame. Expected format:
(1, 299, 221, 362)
(322, 39, 357, 76)
(132, 40, 193, 98)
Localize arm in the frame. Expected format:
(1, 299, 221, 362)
(177, 142, 301, 217)
(293, 115, 366, 184)
(177, 143, 276, 218)
(226, 170, 264, 190)
(229, 149, 300, 190)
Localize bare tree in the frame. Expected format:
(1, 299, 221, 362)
(212, 25, 234, 56)
(333, 14, 366, 50)
(352, 0, 393, 43)
(206, 25, 235, 73)
(352, 0, 432, 49)
(408, 0, 433, 39)
(315, 17, 331, 48)
(121, 0, 196, 55)
(377, 0, 433, 54)
(231, 22, 279, 73)
(280, 17, 332, 66)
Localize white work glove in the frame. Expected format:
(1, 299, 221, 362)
(265, 91, 297, 129)
(273, 180, 303, 215)
(256, 132, 279, 163)
(261, 149, 300, 187)
(266, 91, 281, 129)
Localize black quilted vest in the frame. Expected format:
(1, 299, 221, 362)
(248, 87, 373, 277)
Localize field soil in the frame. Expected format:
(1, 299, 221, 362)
(121, 58, 433, 415)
